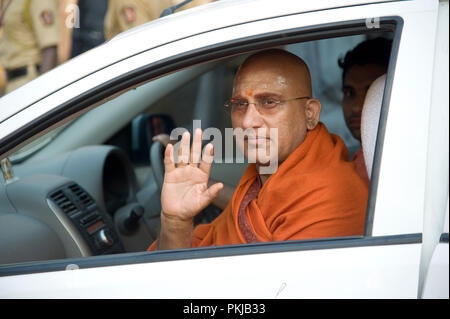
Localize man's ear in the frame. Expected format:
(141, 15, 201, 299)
(304, 98, 322, 130)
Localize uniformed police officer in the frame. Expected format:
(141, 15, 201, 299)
(104, 0, 214, 41)
(0, 0, 59, 94)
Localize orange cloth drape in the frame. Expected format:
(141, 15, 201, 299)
(352, 147, 370, 186)
(148, 122, 368, 250)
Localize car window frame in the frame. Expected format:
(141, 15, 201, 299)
(0, 17, 414, 277)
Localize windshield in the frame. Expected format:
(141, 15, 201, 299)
(9, 122, 71, 164)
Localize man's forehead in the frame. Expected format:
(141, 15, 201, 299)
(233, 69, 292, 93)
(232, 50, 312, 96)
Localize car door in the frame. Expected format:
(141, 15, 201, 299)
(0, 0, 444, 298)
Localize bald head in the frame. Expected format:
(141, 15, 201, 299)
(230, 49, 322, 170)
(233, 49, 312, 97)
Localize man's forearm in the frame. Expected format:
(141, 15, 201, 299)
(157, 212, 194, 250)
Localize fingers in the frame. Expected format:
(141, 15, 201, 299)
(203, 182, 223, 203)
(199, 143, 214, 175)
(164, 143, 176, 173)
(190, 128, 202, 166)
(172, 129, 215, 169)
(177, 131, 190, 167)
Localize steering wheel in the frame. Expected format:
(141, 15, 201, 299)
(150, 141, 165, 191)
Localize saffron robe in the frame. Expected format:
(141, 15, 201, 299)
(148, 123, 368, 249)
(352, 147, 370, 186)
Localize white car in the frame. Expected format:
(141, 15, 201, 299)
(0, 0, 448, 299)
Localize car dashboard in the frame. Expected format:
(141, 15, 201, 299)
(0, 145, 150, 265)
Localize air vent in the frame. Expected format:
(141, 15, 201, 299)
(49, 190, 78, 215)
(69, 184, 94, 208)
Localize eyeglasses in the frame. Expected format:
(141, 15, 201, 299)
(224, 96, 311, 115)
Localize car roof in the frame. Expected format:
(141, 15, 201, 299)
(0, 0, 398, 122)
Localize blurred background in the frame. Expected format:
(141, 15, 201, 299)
(0, 0, 214, 96)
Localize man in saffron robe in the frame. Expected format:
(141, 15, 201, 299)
(148, 49, 368, 250)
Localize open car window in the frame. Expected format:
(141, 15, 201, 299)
(0, 17, 399, 275)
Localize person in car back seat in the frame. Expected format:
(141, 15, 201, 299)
(148, 49, 369, 250)
(339, 37, 392, 185)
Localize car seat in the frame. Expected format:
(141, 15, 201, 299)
(361, 74, 386, 179)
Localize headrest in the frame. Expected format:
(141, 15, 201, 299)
(361, 74, 386, 179)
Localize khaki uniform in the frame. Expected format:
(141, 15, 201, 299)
(104, 0, 167, 41)
(104, 0, 214, 40)
(174, 0, 214, 11)
(0, 0, 59, 93)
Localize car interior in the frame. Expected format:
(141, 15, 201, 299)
(0, 29, 394, 267)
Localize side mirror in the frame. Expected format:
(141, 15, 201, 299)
(130, 114, 175, 165)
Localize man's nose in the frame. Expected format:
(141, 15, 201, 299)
(351, 92, 366, 114)
(241, 103, 264, 129)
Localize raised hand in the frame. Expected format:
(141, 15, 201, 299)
(160, 128, 223, 223)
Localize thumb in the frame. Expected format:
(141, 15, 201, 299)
(203, 182, 223, 203)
